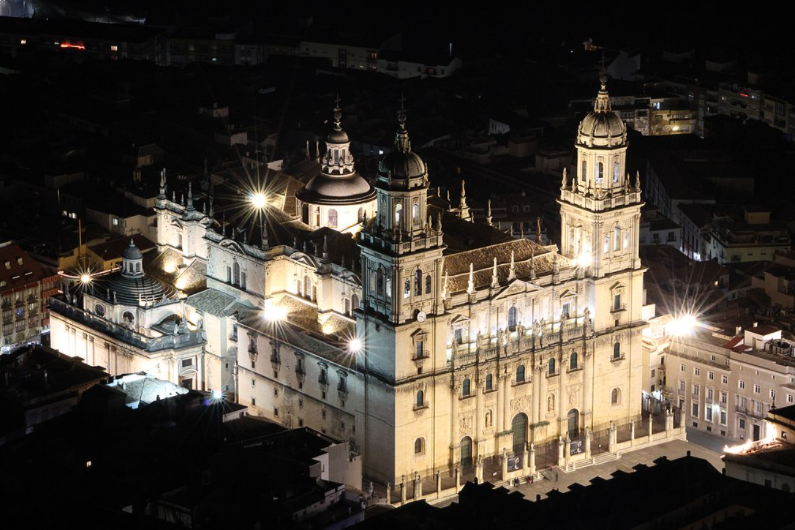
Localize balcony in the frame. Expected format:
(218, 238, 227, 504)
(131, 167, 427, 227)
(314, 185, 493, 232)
(610, 304, 627, 313)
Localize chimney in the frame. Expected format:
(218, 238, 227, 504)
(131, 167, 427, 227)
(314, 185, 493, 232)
(735, 326, 742, 335)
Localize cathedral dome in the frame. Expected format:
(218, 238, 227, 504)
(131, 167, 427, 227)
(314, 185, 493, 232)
(296, 106, 376, 206)
(376, 110, 427, 188)
(577, 72, 626, 148)
(96, 242, 174, 305)
(122, 241, 143, 260)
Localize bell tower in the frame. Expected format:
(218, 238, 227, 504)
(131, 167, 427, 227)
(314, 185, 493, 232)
(356, 106, 447, 483)
(558, 71, 643, 280)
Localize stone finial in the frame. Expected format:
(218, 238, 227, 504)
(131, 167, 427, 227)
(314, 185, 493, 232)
(508, 250, 516, 280)
(467, 262, 475, 294)
(561, 167, 567, 189)
(635, 170, 641, 190)
(530, 248, 536, 280)
(491, 257, 499, 288)
(486, 199, 492, 226)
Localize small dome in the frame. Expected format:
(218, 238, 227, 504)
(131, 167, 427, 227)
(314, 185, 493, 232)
(578, 112, 626, 146)
(122, 240, 143, 260)
(297, 173, 376, 205)
(380, 150, 425, 178)
(327, 127, 349, 144)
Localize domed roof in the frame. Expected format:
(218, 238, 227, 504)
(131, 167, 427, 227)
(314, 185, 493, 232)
(577, 72, 627, 148)
(379, 150, 426, 180)
(99, 274, 174, 306)
(326, 107, 349, 144)
(122, 240, 143, 260)
(297, 173, 375, 205)
(377, 110, 427, 187)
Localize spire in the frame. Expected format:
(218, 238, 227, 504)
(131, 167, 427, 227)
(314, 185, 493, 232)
(467, 262, 475, 294)
(536, 217, 542, 243)
(443, 269, 449, 299)
(530, 248, 536, 280)
(186, 183, 194, 210)
(635, 170, 641, 190)
(508, 250, 516, 280)
(208, 195, 214, 218)
(436, 212, 443, 233)
(395, 94, 411, 153)
(594, 68, 611, 113)
(486, 199, 493, 226)
(561, 167, 567, 190)
(459, 180, 467, 209)
(159, 168, 167, 198)
(306, 140, 310, 158)
(172, 190, 176, 203)
(315, 140, 320, 163)
(323, 234, 329, 261)
(261, 219, 268, 250)
(491, 257, 499, 288)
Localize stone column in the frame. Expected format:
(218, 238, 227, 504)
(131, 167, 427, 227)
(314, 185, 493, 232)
(558, 350, 568, 435)
(501, 448, 508, 481)
(450, 381, 459, 466)
(415, 473, 422, 499)
(386, 483, 391, 504)
(529, 442, 536, 476)
(647, 415, 654, 443)
(436, 471, 442, 494)
(539, 366, 547, 424)
(607, 421, 616, 453)
(503, 374, 512, 435)
(557, 436, 565, 466)
(666, 409, 673, 432)
(583, 346, 593, 425)
(475, 456, 483, 484)
(522, 445, 528, 472)
(400, 476, 406, 504)
(497, 374, 505, 433)
(585, 429, 591, 459)
(564, 435, 571, 471)
(532, 365, 541, 425)
(475, 376, 483, 457)
(630, 420, 635, 441)
(455, 466, 461, 490)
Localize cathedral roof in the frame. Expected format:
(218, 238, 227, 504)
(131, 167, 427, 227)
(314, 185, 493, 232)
(296, 106, 376, 206)
(377, 109, 427, 187)
(93, 272, 174, 306)
(577, 71, 627, 148)
(444, 238, 562, 294)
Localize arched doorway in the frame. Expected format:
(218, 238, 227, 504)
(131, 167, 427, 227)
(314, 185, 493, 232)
(512, 413, 528, 454)
(567, 408, 579, 438)
(460, 436, 473, 467)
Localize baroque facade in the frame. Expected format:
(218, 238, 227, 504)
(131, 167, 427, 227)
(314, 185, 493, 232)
(51, 82, 651, 485)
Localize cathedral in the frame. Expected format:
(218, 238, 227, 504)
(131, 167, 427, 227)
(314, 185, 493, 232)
(51, 74, 650, 485)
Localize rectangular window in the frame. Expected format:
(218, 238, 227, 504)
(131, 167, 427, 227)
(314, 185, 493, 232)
(252, 397, 256, 406)
(788, 394, 794, 404)
(694, 367, 700, 376)
(739, 380, 745, 389)
(720, 410, 727, 425)
(708, 371, 714, 380)
(693, 384, 699, 396)
(739, 396, 746, 408)
(416, 340, 424, 359)
(705, 407, 713, 422)
(692, 402, 698, 417)
(679, 380, 686, 392)
(681, 364, 686, 372)
(707, 387, 713, 401)
(274, 407, 279, 417)
(274, 388, 278, 396)
(722, 375, 728, 385)
(739, 418, 746, 429)
(720, 391, 727, 405)
(754, 384, 761, 394)
(770, 389, 776, 399)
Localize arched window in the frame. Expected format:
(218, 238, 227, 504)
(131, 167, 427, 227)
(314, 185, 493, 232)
(414, 438, 424, 454)
(345, 298, 351, 316)
(581, 160, 587, 182)
(604, 234, 610, 254)
(425, 274, 432, 294)
(304, 275, 311, 299)
(404, 279, 411, 299)
(376, 267, 384, 296)
(570, 351, 578, 370)
(613, 342, 621, 359)
(596, 162, 604, 183)
(613, 161, 620, 183)
(485, 373, 493, 391)
(328, 209, 338, 227)
(516, 365, 525, 383)
(296, 279, 302, 296)
(416, 390, 424, 408)
(395, 203, 402, 227)
(227, 266, 232, 283)
(611, 388, 620, 404)
(614, 225, 621, 251)
(241, 272, 247, 290)
(462, 378, 471, 397)
(508, 306, 517, 331)
(233, 262, 240, 286)
(415, 269, 422, 296)
(548, 358, 556, 376)
(412, 202, 420, 224)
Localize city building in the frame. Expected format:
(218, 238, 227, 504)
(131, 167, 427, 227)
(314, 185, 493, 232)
(0, 244, 59, 352)
(51, 74, 682, 487)
(662, 322, 795, 443)
(724, 403, 795, 492)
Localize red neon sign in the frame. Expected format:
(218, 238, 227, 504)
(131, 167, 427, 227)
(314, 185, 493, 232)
(60, 42, 86, 50)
